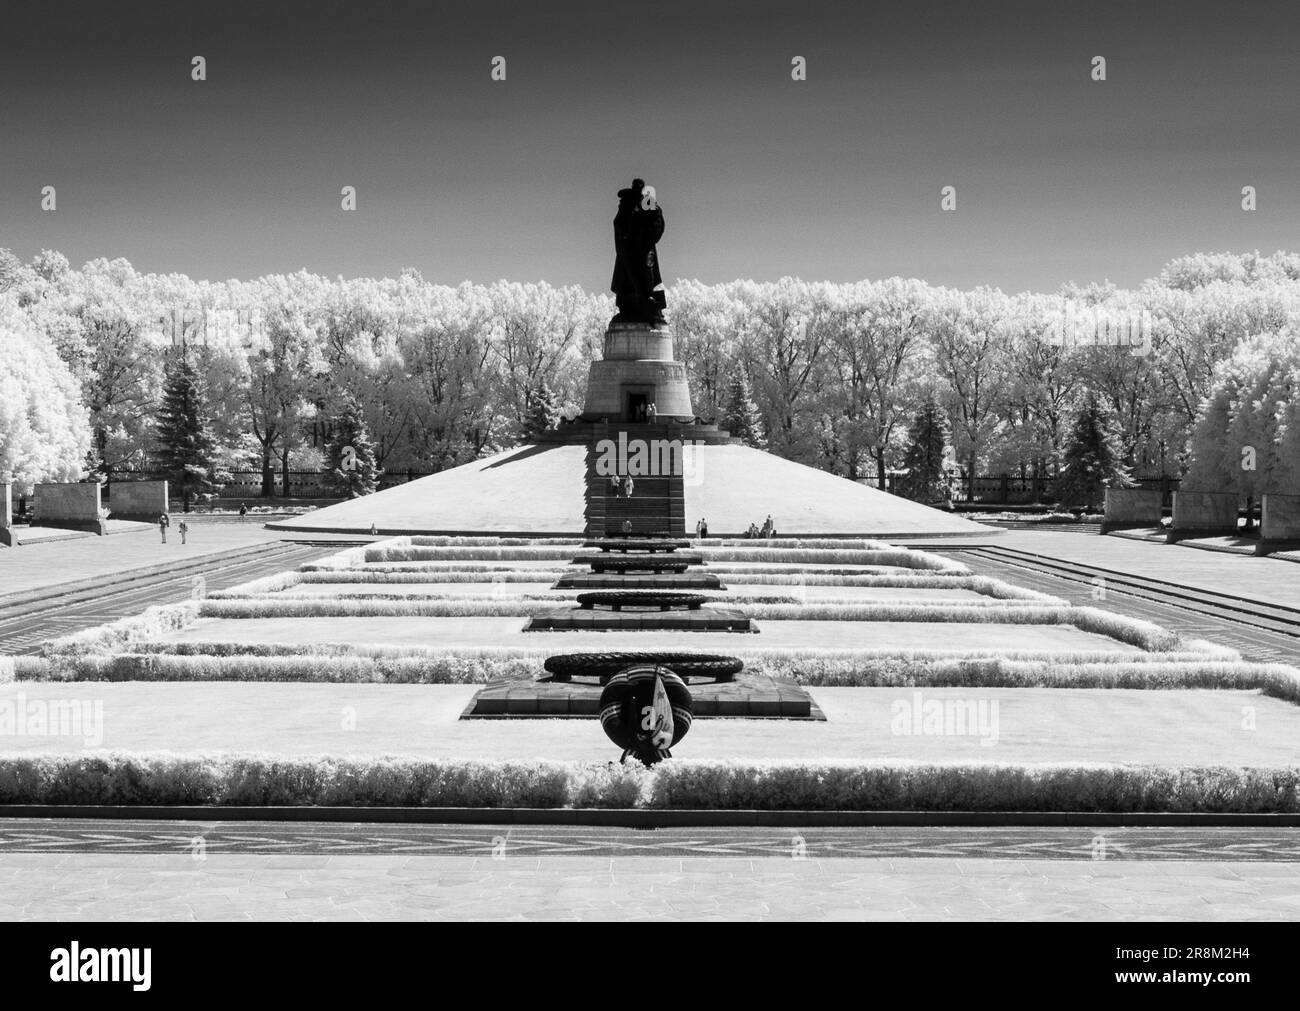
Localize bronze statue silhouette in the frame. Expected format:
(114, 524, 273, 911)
(611, 178, 666, 325)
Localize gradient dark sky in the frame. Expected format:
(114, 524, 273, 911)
(2, 0, 1298, 291)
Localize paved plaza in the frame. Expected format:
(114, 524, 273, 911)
(4, 525, 1300, 921)
(2, 850, 1296, 921)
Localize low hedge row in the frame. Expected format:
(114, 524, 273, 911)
(284, 571, 1058, 602)
(189, 597, 1179, 650)
(208, 571, 304, 599)
(111, 644, 1230, 663)
(1, 754, 1297, 812)
(713, 573, 1062, 601)
(700, 547, 967, 572)
(41, 603, 199, 657)
(365, 546, 579, 563)
(18, 652, 1290, 701)
(12, 652, 538, 684)
(298, 568, 568, 582)
(408, 536, 579, 547)
(695, 538, 893, 550)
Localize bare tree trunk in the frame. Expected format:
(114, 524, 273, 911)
(260, 444, 275, 498)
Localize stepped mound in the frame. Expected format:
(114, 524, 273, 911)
(268, 442, 987, 537)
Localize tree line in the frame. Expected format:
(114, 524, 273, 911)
(2, 247, 1299, 507)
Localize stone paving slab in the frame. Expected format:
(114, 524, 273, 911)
(0, 853, 1296, 920)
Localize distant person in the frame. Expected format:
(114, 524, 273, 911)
(622, 519, 633, 535)
(762, 514, 773, 539)
(609, 474, 621, 496)
(177, 518, 189, 545)
(647, 402, 657, 423)
(695, 518, 703, 539)
(158, 511, 170, 544)
(622, 475, 634, 498)
(238, 502, 248, 522)
(700, 518, 708, 538)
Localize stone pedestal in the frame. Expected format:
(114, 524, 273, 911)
(582, 321, 694, 422)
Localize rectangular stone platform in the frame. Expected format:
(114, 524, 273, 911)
(463, 673, 822, 719)
(581, 539, 691, 552)
(554, 573, 724, 590)
(525, 606, 754, 631)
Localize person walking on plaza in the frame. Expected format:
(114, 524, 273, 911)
(762, 514, 773, 539)
(695, 518, 703, 539)
(609, 474, 621, 497)
(158, 511, 170, 544)
(700, 518, 708, 538)
(178, 518, 189, 545)
(623, 519, 633, 535)
(622, 475, 634, 498)
(238, 502, 248, 522)
(647, 401, 657, 424)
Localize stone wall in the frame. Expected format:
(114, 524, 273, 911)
(1168, 490, 1237, 541)
(1101, 487, 1163, 533)
(34, 482, 107, 535)
(109, 480, 169, 520)
(1261, 493, 1300, 544)
(0, 483, 11, 546)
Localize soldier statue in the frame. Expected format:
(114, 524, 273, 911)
(610, 178, 666, 325)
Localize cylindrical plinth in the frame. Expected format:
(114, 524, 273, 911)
(582, 322, 694, 422)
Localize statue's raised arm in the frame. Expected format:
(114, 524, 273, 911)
(610, 178, 667, 325)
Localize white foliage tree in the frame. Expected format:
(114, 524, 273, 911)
(0, 296, 91, 491)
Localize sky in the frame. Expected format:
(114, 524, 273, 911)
(2, 0, 1299, 293)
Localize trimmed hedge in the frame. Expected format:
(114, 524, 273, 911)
(366, 546, 579, 563)
(299, 568, 568, 582)
(712, 573, 1063, 602)
(42, 603, 199, 657)
(408, 536, 581, 547)
(189, 597, 1179, 650)
(696, 538, 894, 550)
(208, 571, 304, 598)
(645, 761, 1300, 812)
(0, 754, 1296, 812)
(22, 650, 1295, 705)
(701, 547, 967, 571)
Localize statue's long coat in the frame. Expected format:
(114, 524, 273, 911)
(611, 204, 666, 312)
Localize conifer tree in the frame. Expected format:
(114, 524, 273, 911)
(523, 378, 560, 438)
(1056, 396, 1130, 510)
(154, 350, 223, 511)
(326, 395, 381, 497)
(897, 400, 949, 502)
(721, 371, 765, 447)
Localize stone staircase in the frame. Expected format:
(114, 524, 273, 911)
(584, 423, 687, 538)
